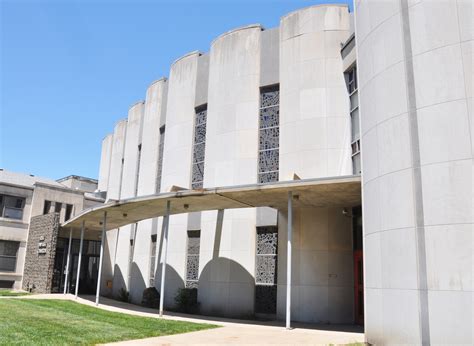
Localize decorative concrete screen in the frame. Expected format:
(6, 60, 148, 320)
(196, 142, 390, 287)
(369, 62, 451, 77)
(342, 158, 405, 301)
(185, 230, 200, 288)
(192, 107, 207, 189)
(258, 86, 279, 183)
(255, 226, 278, 314)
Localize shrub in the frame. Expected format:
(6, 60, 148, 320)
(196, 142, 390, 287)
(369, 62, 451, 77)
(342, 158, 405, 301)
(117, 288, 130, 303)
(142, 287, 160, 309)
(174, 288, 199, 314)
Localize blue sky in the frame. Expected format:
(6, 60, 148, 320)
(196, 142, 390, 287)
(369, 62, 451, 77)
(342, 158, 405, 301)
(1, 0, 352, 181)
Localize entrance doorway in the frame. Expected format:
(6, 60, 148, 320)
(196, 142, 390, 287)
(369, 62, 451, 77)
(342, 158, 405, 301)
(51, 238, 100, 294)
(352, 206, 364, 325)
(69, 254, 99, 294)
(354, 250, 364, 324)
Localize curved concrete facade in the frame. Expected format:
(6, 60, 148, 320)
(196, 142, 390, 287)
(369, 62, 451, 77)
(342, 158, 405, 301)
(280, 5, 352, 180)
(159, 52, 202, 307)
(355, 0, 473, 344)
(276, 5, 355, 324)
(199, 25, 262, 317)
(97, 134, 113, 192)
(97, 4, 357, 323)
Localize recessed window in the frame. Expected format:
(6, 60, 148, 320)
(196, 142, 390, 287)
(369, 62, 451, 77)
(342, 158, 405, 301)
(43, 200, 51, 215)
(191, 106, 207, 189)
(0, 240, 19, 272)
(258, 85, 279, 184)
(345, 65, 361, 175)
(185, 230, 200, 288)
(255, 226, 278, 314)
(0, 194, 25, 220)
(65, 204, 73, 221)
(156, 125, 166, 193)
(149, 234, 157, 287)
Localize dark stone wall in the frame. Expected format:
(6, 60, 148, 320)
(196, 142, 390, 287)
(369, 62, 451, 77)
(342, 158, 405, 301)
(22, 213, 60, 293)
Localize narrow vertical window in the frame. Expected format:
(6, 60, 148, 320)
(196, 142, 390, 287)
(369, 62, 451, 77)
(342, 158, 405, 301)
(43, 200, 51, 215)
(156, 125, 165, 193)
(255, 226, 278, 314)
(149, 234, 157, 286)
(65, 204, 73, 221)
(346, 65, 361, 174)
(185, 230, 200, 288)
(191, 106, 207, 189)
(258, 85, 279, 183)
(135, 144, 142, 196)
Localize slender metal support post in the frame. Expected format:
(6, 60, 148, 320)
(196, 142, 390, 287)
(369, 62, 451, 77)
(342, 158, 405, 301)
(63, 228, 73, 294)
(286, 191, 293, 329)
(75, 221, 85, 299)
(96, 212, 107, 306)
(159, 200, 171, 317)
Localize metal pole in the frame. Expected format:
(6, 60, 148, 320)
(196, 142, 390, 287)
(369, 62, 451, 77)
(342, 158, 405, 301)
(75, 221, 85, 299)
(96, 212, 107, 306)
(286, 191, 293, 329)
(159, 200, 171, 317)
(63, 228, 73, 294)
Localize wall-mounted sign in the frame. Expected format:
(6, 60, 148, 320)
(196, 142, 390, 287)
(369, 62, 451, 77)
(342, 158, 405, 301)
(38, 241, 47, 255)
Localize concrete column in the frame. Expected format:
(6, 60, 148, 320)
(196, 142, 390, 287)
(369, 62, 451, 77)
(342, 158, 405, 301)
(286, 191, 293, 329)
(96, 212, 107, 306)
(159, 200, 171, 317)
(75, 221, 85, 299)
(63, 228, 73, 294)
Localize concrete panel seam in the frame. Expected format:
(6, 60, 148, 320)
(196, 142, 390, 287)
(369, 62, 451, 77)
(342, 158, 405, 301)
(400, 0, 430, 344)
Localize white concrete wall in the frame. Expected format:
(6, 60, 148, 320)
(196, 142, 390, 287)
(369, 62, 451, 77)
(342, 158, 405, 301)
(277, 206, 354, 323)
(279, 5, 352, 180)
(199, 25, 261, 318)
(114, 102, 145, 301)
(273, 4, 355, 325)
(158, 52, 200, 307)
(131, 79, 168, 303)
(107, 120, 127, 201)
(355, 0, 473, 344)
(98, 135, 113, 192)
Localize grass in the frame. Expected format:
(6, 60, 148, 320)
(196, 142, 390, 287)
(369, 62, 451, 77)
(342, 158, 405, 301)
(0, 290, 30, 297)
(0, 299, 218, 345)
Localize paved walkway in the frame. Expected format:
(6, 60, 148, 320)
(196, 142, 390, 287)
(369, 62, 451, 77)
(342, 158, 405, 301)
(3, 293, 365, 345)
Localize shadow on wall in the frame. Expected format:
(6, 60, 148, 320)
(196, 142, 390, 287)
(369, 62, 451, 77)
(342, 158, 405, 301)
(112, 264, 126, 298)
(128, 262, 147, 304)
(155, 263, 185, 309)
(198, 257, 255, 319)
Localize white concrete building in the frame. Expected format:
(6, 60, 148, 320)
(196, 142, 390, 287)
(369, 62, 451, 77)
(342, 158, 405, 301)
(61, 1, 473, 344)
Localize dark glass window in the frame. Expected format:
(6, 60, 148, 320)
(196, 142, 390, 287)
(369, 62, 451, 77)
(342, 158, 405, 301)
(1, 194, 25, 220)
(156, 125, 166, 193)
(65, 204, 73, 221)
(0, 240, 19, 272)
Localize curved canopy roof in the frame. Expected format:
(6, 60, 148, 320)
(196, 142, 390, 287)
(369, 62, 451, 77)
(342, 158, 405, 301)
(62, 175, 361, 233)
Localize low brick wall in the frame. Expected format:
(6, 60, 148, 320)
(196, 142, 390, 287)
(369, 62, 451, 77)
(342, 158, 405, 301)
(22, 213, 60, 293)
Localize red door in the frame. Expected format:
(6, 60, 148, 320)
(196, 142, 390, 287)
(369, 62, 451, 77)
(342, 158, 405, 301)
(354, 250, 364, 325)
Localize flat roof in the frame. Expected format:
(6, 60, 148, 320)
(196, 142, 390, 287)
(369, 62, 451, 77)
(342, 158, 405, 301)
(62, 175, 361, 233)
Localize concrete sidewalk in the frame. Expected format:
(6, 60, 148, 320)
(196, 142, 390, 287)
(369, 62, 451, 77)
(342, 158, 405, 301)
(3, 293, 365, 345)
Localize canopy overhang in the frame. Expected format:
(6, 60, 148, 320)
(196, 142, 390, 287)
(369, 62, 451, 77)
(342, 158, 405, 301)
(62, 175, 361, 233)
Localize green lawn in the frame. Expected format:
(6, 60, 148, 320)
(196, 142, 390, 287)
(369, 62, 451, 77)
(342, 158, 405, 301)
(0, 290, 30, 297)
(0, 299, 217, 345)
